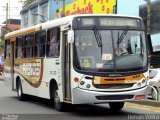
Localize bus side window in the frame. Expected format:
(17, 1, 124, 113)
(35, 31, 46, 57)
(47, 28, 60, 57)
(16, 37, 23, 59)
(24, 34, 34, 58)
(4, 40, 10, 59)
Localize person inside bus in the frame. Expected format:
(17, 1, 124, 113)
(115, 42, 128, 56)
(127, 39, 133, 54)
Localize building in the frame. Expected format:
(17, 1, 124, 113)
(20, 0, 75, 28)
(0, 19, 21, 40)
(20, 0, 117, 28)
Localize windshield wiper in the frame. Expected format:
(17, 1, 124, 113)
(116, 26, 130, 55)
(93, 25, 103, 58)
(117, 26, 130, 45)
(93, 26, 102, 47)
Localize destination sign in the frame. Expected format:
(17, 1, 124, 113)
(100, 18, 140, 27)
(80, 18, 95, 26)
(77, 17, 141, 28)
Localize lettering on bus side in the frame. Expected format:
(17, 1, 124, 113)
(50, 71, 56, 75)
(23, 63, 40, 77)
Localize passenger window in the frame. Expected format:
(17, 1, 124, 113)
(47, 28, 60, 57)
(16, 37, 24, 59)
(35, 31, 46, 57)
(24, 34, 34, 58)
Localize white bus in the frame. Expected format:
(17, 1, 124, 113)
(3, 14, 149, 111)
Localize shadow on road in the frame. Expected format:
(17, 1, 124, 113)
(10, 95, 135, 117)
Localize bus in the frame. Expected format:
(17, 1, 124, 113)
(3, 14, 149, 111)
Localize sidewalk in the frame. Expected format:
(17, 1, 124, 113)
(130, 100, 160, 107)
(0, 71, 3, 80)
(0, 74, 3, 81)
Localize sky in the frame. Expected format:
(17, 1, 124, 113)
(0, 0, 22, 24)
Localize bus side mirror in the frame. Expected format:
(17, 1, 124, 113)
(67, 30, 74, 43)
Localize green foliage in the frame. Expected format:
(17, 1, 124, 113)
(19, 0, 33, 5)
(0, 40, 4, 53)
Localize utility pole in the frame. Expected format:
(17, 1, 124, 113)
(8, 0, 11, 32)
(62, 0, 65, 17)
(6, 3, 8, 33)
(145, 0, 151, 35)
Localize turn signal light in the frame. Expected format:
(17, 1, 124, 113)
(135, 95, 145, 100)
(74, 77, 79, 82)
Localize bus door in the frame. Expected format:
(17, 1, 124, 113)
(11, 40, 15, 90)
(63, 31, 71, 101)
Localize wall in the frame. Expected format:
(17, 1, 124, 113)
(8, 24, 20, 31)
(59, 0, 116, 16)
(49, 0, 75, 20)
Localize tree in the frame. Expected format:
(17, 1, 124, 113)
(19, 0, 33, 5)
(0, 40, 4, 54)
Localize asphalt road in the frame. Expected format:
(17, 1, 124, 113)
(0, 81, 160, 120)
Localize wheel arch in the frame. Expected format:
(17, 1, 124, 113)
(152, 86, 159, 92)
(49, 79, 58, 99)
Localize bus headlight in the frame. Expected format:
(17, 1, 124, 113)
(142, 79, 146, 84)
(137, 83, 141, 87)
(86, 84, 91, 88)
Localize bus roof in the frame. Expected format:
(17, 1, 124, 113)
(5, 14, 142, 40)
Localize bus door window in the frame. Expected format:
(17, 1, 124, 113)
(24, 34, 34, 58)
(35, 31, 46, 57)
(47, 28, 60, 57)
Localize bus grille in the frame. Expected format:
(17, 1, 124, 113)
(94, 83, 134, 89)
(95, 95, 134, 100)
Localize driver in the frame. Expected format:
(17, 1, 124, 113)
(115, 42, 128, 56)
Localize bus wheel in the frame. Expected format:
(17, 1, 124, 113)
(53, 89, 65, 111)
(17, 80, 25, 101)
(109, 102, 124, 111)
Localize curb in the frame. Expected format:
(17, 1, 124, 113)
(130, 101, 160, 107)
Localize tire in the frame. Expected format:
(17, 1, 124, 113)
(17, 80, 25, 101)
(53, 88, 66, 112)
(109, 102, 124, 111)
(151, 87, 158, 101)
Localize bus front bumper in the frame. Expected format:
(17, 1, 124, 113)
(72, 86, 147, 104)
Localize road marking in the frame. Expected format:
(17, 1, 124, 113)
(125, 102, 160, 113)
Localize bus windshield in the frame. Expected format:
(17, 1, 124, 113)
(74, 29, 147, 73)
